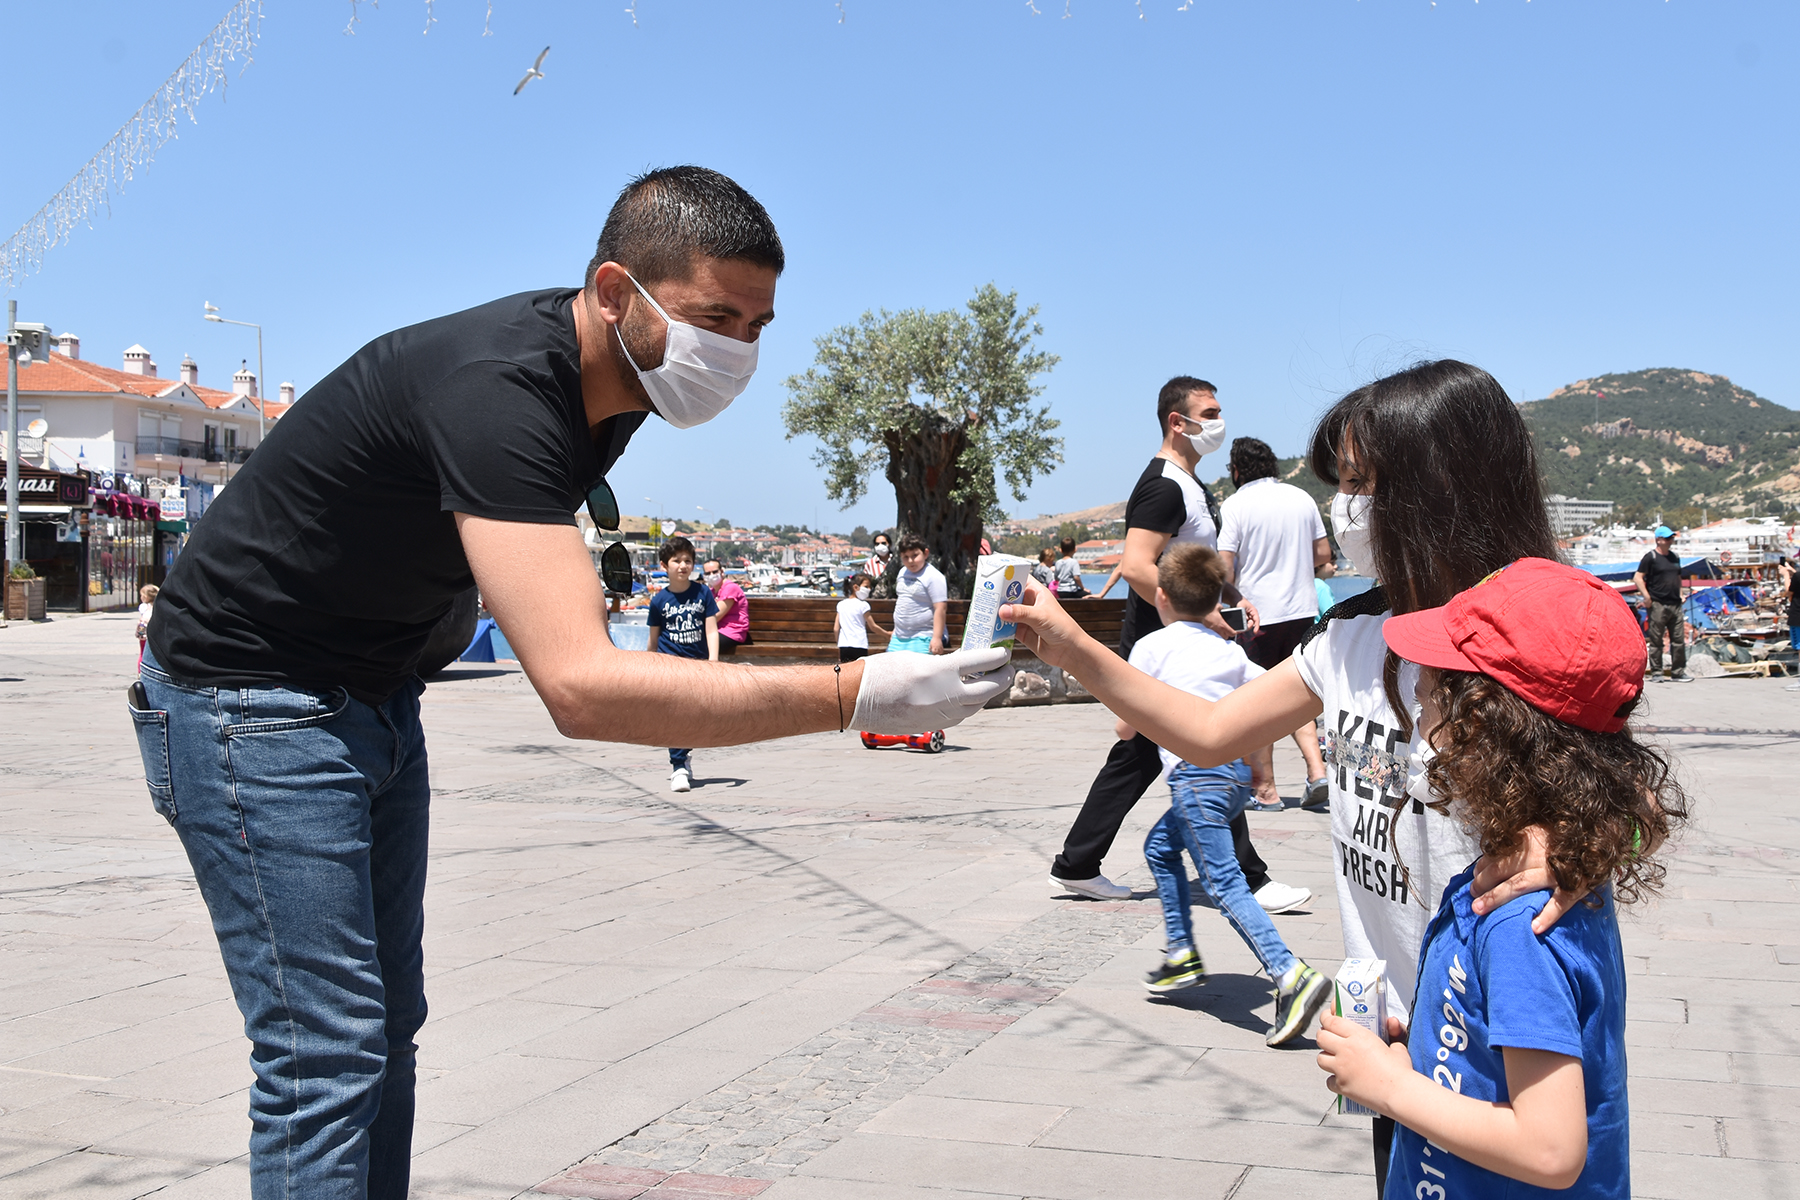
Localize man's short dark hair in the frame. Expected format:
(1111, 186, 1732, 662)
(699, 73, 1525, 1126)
(1229, 437, 1279, 484)
(659, 536, 697, 565)
(587, 166, 785, 289)
(898, 533, 928, 555)
(1156, 376, 1217, 435)
(1157, 543, 1227, 620)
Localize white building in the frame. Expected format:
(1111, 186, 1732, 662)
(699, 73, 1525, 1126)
(8, 333, 292, 488)
(1544, 494, 1616, 537)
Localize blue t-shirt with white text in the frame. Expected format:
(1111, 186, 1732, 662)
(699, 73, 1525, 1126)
(647, 583, 718, 659)
(1388, 866, 1629, 1200)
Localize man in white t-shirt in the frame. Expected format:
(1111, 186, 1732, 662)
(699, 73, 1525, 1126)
(1216, 436, 1334, 809)
(888, 534, 948, 654)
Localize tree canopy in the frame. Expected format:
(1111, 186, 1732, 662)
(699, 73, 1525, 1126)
(782, 284, 1062, 594)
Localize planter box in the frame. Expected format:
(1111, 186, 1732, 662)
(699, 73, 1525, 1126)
(5, 577, 47, 621)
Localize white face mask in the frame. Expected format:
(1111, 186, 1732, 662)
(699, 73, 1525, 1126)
(1180, 416, 1227, 457)
(1404, 742, 1437, 807)
(1331, 492, 1375, 575)
(856, 586, 871, 600)
(873, 543, 891, 558)
(703, 572, 722, 585)
(615, 270, 759, 430)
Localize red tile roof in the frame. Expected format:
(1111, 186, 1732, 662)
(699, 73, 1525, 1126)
(16, 354, 291, 418)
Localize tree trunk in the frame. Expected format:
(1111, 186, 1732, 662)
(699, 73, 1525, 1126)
(883, 412, 984, 598)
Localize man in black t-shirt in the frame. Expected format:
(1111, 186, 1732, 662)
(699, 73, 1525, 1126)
(131, 167, 1010, 1199)
(1633, 525, 1691, 682)
(1048, 377, 1307, 915)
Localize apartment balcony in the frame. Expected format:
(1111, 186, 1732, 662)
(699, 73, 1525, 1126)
(134, 438, 253, 464)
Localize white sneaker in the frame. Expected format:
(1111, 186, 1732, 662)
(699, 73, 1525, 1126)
(1051, 873, 1132, 901)
(1254, 880, 1311, 913)
(670, 768, 691, 793)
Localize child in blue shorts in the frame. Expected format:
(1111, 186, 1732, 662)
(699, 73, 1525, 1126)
(1123, 543, 1331, 1047)
(1316, 558, 1688, 1197)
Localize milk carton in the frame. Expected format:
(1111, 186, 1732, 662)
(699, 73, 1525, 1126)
(1332, 958, 1388, 1116)
(961, 554, 1035, 651)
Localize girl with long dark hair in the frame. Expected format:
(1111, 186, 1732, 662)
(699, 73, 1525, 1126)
(1006, 360, 1575, 1192)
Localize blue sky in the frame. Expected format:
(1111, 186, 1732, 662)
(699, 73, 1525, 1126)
(6, 0, 1794, 531)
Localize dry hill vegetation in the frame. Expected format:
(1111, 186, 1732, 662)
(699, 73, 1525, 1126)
(1519, 368, 1800, 523)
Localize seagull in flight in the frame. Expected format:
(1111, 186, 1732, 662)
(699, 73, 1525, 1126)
(514, 46, 550, 95)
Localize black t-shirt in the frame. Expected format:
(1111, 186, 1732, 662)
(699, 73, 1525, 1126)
(1118, 456, 1221, 655)
(150, 289, 646, 705)
(1636, 549, 1683, 606)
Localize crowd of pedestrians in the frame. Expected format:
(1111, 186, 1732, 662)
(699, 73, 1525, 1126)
(1005, 359, 1682, 1198)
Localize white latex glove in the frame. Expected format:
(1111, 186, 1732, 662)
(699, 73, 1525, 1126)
(851, 648, 1014, 734)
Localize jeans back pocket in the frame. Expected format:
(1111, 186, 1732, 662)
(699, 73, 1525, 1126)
(127, 695, 177, 824)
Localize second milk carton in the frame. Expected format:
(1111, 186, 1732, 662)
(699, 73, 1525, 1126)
(1332, 958, 1388, 1116)
(961, 554, 1035, 651)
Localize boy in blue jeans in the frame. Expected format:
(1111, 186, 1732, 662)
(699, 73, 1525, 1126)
(646, 536, 718, 792)
(1122, 543, 1331, 1047)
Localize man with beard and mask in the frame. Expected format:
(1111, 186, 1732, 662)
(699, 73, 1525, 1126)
(133, 166, 1011, 1200)
(1048, 377, 1309, 914)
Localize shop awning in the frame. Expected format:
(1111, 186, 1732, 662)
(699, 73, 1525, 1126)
(156, 520, 189, 534)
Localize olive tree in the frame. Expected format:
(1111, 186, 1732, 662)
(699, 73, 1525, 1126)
(782, 284, 1061, 596)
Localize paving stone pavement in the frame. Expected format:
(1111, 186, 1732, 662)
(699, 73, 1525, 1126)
(2, 613, 1797, 1199)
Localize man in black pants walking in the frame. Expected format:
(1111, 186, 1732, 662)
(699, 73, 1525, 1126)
(1049, 377, 1311, 914)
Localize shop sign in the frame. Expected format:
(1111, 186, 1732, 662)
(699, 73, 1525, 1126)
(0, 467, 90, 506)
(161, 491, 187, 520)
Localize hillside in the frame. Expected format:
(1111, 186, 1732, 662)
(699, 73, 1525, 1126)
(1521, 369, 1800, 512)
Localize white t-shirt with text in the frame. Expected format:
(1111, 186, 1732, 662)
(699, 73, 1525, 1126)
(891, 562, 948, 640)
(1293, 608, 1477, 1026)
(1217, 477, 1329, 625)
(1127, 620, 1265, 773)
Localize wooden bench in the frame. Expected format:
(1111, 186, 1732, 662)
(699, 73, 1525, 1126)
(731, 596, 1124, 662)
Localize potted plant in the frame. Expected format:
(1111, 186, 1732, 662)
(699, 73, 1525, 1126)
(5, 563, 46, 621)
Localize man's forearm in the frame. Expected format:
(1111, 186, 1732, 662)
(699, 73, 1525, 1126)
(1122, 559, 1159, 606)
(541, 648, 861, 745)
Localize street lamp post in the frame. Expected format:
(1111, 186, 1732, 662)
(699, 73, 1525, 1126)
(203, 303, 266, 444)
(5, 300, 18, 570)
(645, 496, 665, 544)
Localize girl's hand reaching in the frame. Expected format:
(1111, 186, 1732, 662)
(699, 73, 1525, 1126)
(1316, 1013, 1413, 1117)
(1470, 825, 1587, 935)
(1001, 580, 1086, 669)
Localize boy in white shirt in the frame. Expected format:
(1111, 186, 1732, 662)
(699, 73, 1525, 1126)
(889, 535, 948, 654)
(1123, 543, 1331, 1046)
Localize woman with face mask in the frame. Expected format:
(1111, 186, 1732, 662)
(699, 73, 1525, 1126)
(863, 535, 893, 582)
(702, 560, 751, 655)
(1004, 360, 1573, 1196)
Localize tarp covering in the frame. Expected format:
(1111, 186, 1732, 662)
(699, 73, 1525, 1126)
(459, 618, 497, 662)
(1576, 556, 1717, 583)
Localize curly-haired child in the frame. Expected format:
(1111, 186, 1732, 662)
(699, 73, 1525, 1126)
(1316, 558, 1687, 1197)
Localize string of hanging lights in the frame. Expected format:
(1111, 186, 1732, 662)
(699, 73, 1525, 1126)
(0, 0, 262, 294)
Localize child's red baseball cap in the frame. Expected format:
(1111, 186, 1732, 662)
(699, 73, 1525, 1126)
(1382, 557, 1645, 734)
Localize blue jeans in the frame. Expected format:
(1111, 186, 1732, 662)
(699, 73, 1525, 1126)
(1144, 762, 1297, 980)
(670, 746, 691, 772)
(131, 649, 430, 1200)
